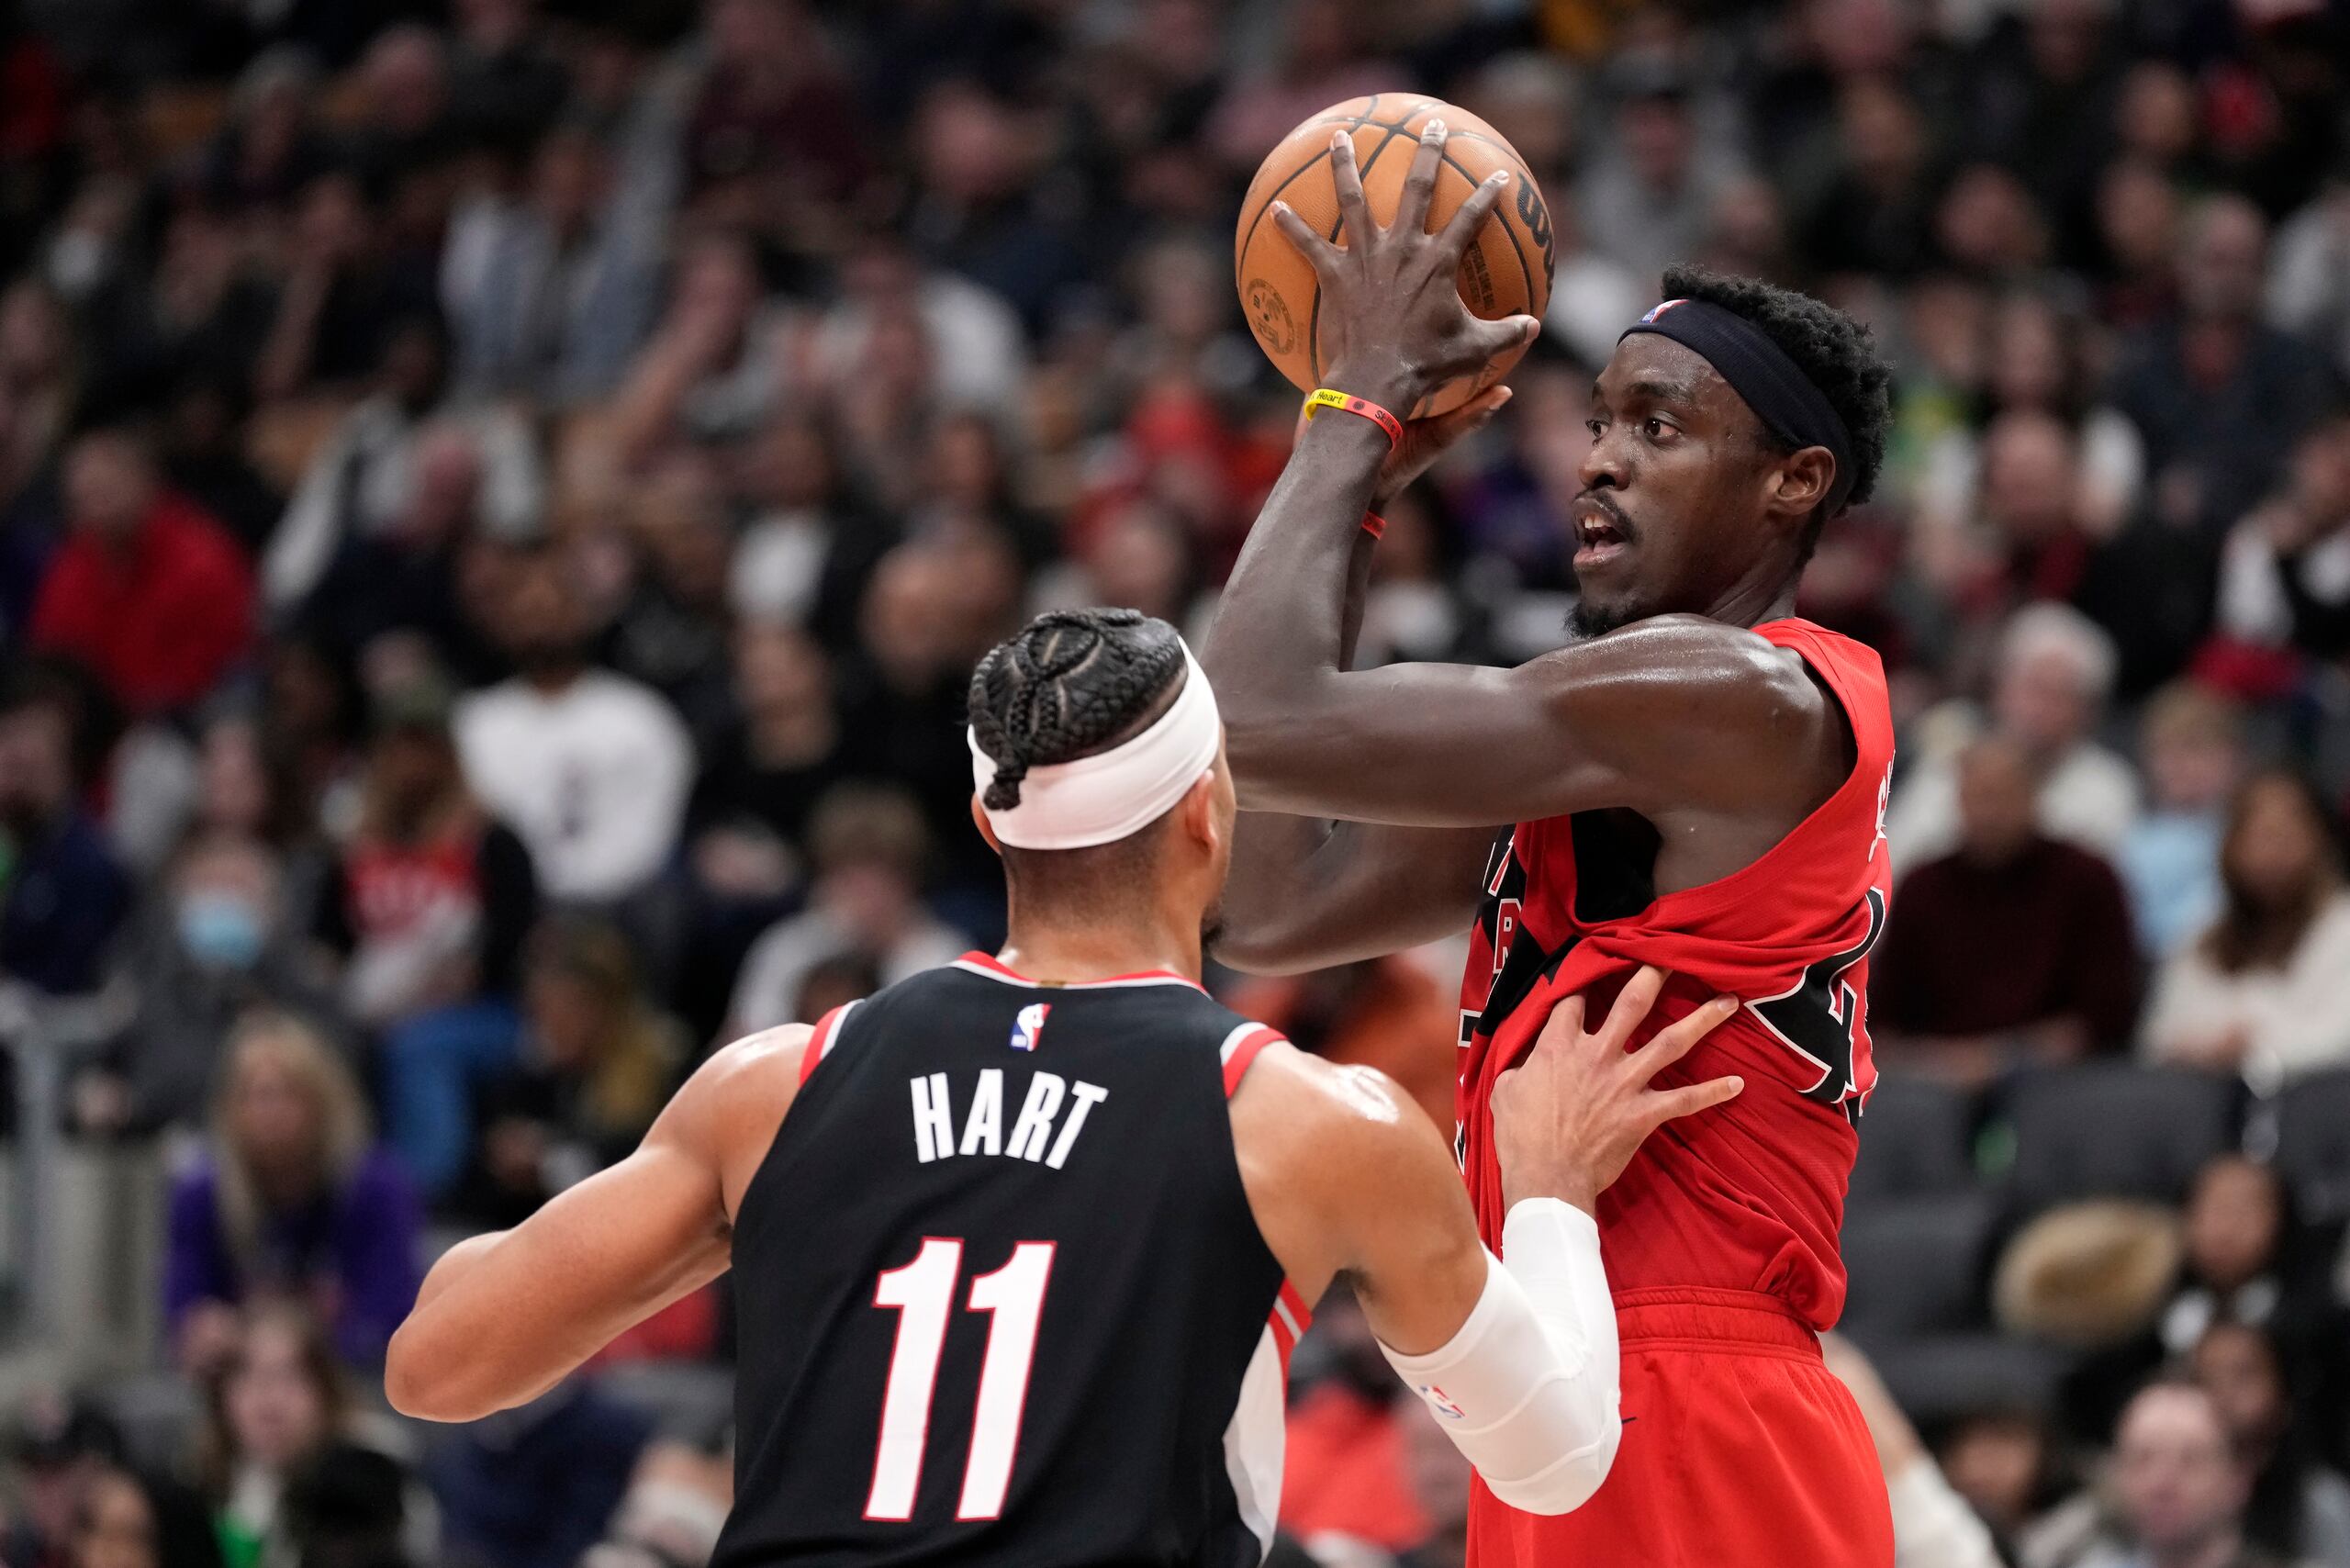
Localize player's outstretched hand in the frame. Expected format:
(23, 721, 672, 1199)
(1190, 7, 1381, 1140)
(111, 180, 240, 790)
(1269, 118, 1540, 417)
(1491, 967, 1743, 1215)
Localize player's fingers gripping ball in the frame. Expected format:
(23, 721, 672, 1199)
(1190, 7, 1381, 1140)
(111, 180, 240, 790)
(1236, 95, 1557, 418)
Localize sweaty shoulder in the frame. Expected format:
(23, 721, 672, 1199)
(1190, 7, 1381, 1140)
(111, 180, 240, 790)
(676, 1024, 814, 1220)
(1528, 614, 1848, 813)
(1228, 1041, 1467, 1303)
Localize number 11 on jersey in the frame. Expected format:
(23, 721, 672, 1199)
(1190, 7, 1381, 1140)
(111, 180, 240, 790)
(867, 1238, 1057, 1522)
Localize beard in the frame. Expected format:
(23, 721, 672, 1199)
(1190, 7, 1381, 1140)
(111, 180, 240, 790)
(1568, 597, 1639, 638)
(1199, 904, 1225, 957)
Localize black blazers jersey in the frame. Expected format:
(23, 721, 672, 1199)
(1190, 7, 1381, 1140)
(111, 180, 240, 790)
(712, 952, 1310, 1568)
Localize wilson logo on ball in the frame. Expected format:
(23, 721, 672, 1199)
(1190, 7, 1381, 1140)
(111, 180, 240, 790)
(1245, 279, 1296, 354)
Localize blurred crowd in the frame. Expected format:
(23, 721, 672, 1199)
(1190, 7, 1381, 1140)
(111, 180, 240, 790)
(1, 0, 2349, 1562)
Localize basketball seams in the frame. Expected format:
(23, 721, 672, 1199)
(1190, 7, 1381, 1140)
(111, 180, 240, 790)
(1304, 119, 1412, 382)
(1237, 96, 1547, 414)
(1438, 148, 1539, 323)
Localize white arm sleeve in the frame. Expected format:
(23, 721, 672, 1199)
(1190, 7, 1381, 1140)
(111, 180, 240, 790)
(1377, 1198, 1621, 1515)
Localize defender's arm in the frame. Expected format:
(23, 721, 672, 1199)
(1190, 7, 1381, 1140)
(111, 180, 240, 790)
(386, 1025, 811, 1422)
(1234, 971, 1739, 1514)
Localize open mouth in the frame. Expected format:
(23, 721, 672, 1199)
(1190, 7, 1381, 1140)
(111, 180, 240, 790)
(1572, 500, 1632, 571)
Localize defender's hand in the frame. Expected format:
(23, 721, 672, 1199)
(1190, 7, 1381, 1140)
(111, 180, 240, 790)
(1270, 119, 1540, 416)
(1491, 967, 1743, 1215)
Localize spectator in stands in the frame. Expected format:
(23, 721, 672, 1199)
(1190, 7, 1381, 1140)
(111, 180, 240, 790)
(1916, 291, 2145, 549)
(439, 120, 664, 407)
(70, 1467, 224, 1568)
(725, 409, 899, 652)
(2212, 415, 2350, 665)
(1887, 604, 2140, 868)
(2156, 1158, 2338, 1364)
(1875, 734, 2142, 1086)
(297, 421, 501, 686)
(193, 1305, 431, 1568)
(264, 313, 543, 612)
(196, 1305, 340, 1568)
(180, 711, 333, 938)
(2109, 195, 2334, 542)
(2142, 770, 2350, 1085)
(0, 660, 129, 995)
(2118, 686, 2244, 961)
(601, 449, 739, 752)
(607, 232, 787, 461)
(5, 1393, 128, 1568)
(1578, 56, 1748, 287)
(2191, 1319, 2350, 1565)
(453, 544, 692, 905)
(318, 677, 537, 1034)
(1937, 1406, 2070, 1562)
(2019, 1380, 2277, 1568)
(28, 426, 252, 718)
(688, 622, 845, 903)
(442, 915, 686, 1226)
(77, 831, 346, 1135)
(164, 1013, 422, 1372)
(723, 787, 967, 1039)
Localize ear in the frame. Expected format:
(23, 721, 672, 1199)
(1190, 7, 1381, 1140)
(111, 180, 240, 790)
(970, 795, 1002, 855)
(1177, 770, 1219, 852)
(1769, 445, 1837, 525)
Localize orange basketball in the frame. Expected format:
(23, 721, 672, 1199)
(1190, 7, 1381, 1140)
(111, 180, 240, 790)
(1235, 95, 1557, 419)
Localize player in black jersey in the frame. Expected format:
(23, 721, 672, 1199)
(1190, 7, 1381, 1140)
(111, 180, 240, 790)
(387, 609, 1743, 1567)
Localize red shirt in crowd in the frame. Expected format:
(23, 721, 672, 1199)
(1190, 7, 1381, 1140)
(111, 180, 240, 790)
(29, 494, 254, 716)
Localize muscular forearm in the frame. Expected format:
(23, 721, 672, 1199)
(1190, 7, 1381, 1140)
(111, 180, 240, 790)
(1203, 413, 1390, 804)
(391, 1220, 729, 1421)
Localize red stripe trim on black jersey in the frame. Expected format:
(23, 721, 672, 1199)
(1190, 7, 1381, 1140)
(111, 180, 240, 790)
(798, 1002, 856, 1085)
(952, 951, 1206, 992)
(1218, 1024, 1284, 1096)
(1267, 1280, 1313, 1373)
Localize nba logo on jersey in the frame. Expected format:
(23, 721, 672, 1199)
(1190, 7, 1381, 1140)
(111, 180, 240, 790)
(1419, 1384, 1467, 1421)
(1009, 1002, 1051, 1052)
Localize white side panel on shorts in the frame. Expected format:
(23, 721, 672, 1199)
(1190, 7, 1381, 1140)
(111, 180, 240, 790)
(1221, 1326, 1287, 1562)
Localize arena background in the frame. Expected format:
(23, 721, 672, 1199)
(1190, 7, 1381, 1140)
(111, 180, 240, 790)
(0, 0, 2348, 1562)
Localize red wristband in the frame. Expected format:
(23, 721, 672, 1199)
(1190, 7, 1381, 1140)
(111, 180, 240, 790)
(1304, 387, 1404, 449)
(1361, 512, 1387, 541)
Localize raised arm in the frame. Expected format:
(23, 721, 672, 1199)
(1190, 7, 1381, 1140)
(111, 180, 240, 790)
(1203, 122, 1833, 837)
(386, 1025, 810, 1422)
(1211, 436, 1504, 973)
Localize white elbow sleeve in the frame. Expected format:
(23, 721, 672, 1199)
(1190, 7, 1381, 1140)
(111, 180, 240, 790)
(1378, 1199, 1622, 1515)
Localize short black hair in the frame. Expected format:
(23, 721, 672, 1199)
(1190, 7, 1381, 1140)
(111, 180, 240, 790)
(967, 609, 1186, 812)
(968, 609, 1191, 913)
(1658, 263, 1893, 560)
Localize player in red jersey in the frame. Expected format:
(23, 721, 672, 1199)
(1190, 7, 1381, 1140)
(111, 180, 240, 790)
(1203, 119, 1900, 1566)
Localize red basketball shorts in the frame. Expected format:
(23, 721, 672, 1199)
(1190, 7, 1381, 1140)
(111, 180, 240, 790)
(1466, 1288, 1895, 1568)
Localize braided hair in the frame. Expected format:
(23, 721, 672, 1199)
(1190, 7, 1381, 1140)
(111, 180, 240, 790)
(968, 610, 1188, 812)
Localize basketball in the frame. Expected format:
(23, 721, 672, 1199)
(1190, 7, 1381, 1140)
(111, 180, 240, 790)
(1235, 95, 1557, 419)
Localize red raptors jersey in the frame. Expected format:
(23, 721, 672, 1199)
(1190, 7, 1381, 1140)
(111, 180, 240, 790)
(1457, 618, 1895, 1328)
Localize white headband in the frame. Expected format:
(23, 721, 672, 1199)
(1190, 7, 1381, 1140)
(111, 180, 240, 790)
(969, 643, 1222, 851)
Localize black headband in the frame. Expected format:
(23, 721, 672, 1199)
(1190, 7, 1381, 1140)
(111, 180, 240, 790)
(1619, 297, 1857, 517)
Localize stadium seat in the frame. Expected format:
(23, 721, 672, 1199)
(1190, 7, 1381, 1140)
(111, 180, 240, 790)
(2004, 1064, 2237, 1215)
(1846, 1330, 2067, 1427)
(1850, 1073, 1974, 1201)
(1840, 1191, 1997, 1339)
(2275, 1068, 2350, 1222)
